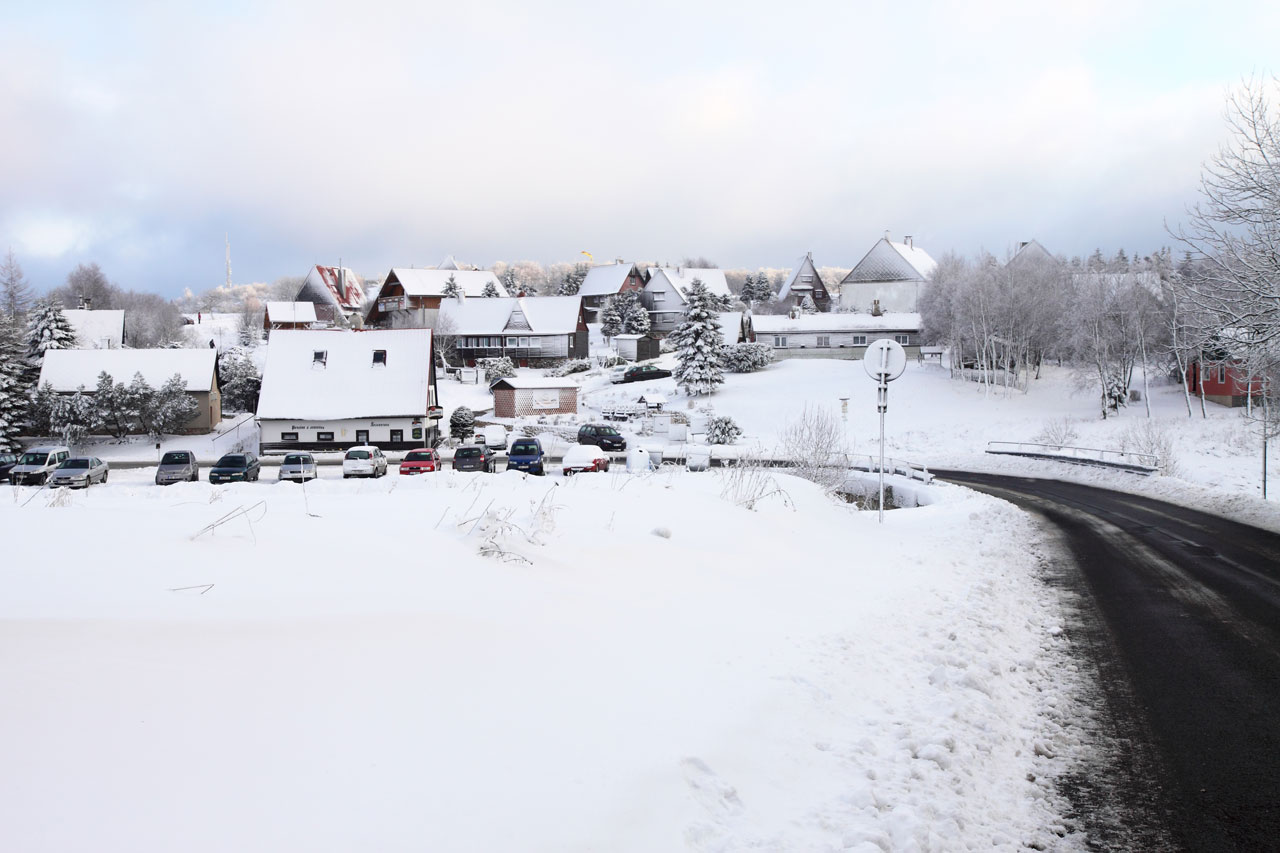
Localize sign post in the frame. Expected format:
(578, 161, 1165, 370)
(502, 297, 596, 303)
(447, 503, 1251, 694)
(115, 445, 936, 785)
(862, 339, 907, 523)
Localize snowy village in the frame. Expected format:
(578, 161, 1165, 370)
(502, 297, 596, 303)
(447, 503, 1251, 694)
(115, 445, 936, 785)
(3, 5, 1280, 852)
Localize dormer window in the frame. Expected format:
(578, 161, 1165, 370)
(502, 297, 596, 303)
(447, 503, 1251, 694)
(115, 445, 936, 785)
(372, 350, 387, 367)
(313, 350, 327, 367)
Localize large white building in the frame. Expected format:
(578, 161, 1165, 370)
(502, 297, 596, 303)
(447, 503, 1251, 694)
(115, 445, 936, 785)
(838, 234, 937, 313)
(256, 329, 439, 452)
(641, 266, 732, 335)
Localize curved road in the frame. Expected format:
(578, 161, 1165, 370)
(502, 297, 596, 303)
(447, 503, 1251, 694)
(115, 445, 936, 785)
(935, 471, 1280, 851)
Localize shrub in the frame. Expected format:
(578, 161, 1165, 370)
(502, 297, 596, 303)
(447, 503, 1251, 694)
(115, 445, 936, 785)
(722, 342, 774, 373)
(1033, 417, 1079, 450)
(550, 358, 591, 377)
(1120, 419, 1179, 476)
(479, 356, 516, 381)
(706, 415, 743, 445)
(449, 406, 475, 440)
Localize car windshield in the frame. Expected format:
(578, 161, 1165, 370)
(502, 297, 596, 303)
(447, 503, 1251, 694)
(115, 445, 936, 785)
(160, 452, 190, 464)
(19, 452, 48, 465)
(405, 451, 433, 461)
(216, 455, 246, 468)
(346, 450, 371, 460)
(283, 454, 310, 465)
(59, 459, 90, 469)
(0, 454, 16, 464)
(511, 441, 538, 454)
(456, 447, 481, 458)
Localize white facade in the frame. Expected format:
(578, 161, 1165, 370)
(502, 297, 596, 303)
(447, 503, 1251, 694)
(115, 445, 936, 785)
(258, 416, 433, 448)
(838, 237, 937, 313)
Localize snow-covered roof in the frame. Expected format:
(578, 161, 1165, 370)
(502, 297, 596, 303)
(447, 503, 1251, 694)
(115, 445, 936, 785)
(778, 254, 824, 303)
(841, 238, 937, 284)
(751, 312, 922, 333)
(718, 311, 744, 346)
(386, 268, 507, 299)
(578, 262, 639, 298)
(299, 266, 365, 312)
(63, 309, 125, 349)
(490, 377, 578, 390)
(437, 255, 462, 270)
(39, 348, 217, 392)
(438, 296, 581, 335)
(645, 267, 731, 302)
(265, 302, 318, 325)
(1007, 240, 1057, 268)
(257, 330, 434, 420)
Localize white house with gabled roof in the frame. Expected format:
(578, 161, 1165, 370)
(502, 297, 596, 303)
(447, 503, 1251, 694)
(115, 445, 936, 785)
(642, 267, 732, 335)
(838, 234, 937, 313)
(751, 312, 923, 359)
(256, 329, 439, 452)
(439, 295, 587, 366)
(366, 268, 509, 328)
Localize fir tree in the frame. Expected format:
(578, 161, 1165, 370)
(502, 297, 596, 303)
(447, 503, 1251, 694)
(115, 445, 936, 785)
(500, 267, 518, 295)
(51, 387, 94, 449)
(671, 278, 725, 396)
(1, 248, 33, 320)
(147, 374, 199, 435)
(219, 347, 262, 413)
(557, 263, 588, 296)
(449, 405, 475, 440)
(26, 297, 77, 363)
(617, 290, 651, 336)
(0, 313, 26, 451)
(442, 274, 462, 299)
(94, 372, 133, 438)
(799, 294, 817, 314)
(600, 297, 624, 340)
(481, 281, 501, 298)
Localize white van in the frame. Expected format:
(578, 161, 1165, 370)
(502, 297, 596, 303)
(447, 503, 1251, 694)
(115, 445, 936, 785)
(10, 445, 72, 486)
(472, 424, 508, 451)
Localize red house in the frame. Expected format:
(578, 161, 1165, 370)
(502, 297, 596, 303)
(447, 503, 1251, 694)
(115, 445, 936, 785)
(1187, 359, 1265, 407)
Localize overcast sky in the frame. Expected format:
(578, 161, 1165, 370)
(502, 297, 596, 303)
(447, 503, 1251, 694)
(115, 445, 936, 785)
(2, 1, 1276, 297)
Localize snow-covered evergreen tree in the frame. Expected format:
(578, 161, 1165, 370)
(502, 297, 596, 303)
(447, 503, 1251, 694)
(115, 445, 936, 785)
(617, 290, 651, 336)
(26, 297, 77, 363)
(600, 298, 624, 340)
(442, 274, 462, 299)
(500, 268, 519, 296)
(449, 405, 475, 440)
(94, 372, 134, 438)
(481, 281, 501, 298)
(146, 374, 198, 435)
(27, 382, 57, 436)
(0, 315, 25, 451)
(557, 264, 588, 296)
(706, 415, 742, 445)
(799, 294, 817, 314)
(51, 388, 94, 449)
(671, 278, 725, 396)
(219, 347, 262, 413)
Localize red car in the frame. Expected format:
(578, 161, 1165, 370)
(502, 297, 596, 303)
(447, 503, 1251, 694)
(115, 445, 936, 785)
(399, 448, 441, 474)
(562, 445, 611, 475)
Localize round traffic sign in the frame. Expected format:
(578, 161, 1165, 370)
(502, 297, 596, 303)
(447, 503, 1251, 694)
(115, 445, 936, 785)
(863, 339, 907, 381)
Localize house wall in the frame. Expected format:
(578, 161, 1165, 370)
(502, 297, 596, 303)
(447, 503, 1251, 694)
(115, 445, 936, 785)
(493, 387, 578, 418)
(1187, 361, 1263, 408)
(259, 417, 438, 452)
(760, 330, 922, 360)
(838, 279, 923, 313)
(458, 333, 574, 365)
(642, 276, 684, 334)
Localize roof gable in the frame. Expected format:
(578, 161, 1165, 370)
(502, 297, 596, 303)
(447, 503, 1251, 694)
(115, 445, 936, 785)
(388, 268, 508, 298)
(778, 254, 826, 301)
(645, 267, 731, 302)
(438, 296, 582, 335)
(63, 309, 125, 348)
(578, 262, 640, 297)
(841, 239, 936, 284)
(256, 329, 434, 420)
(300, 266, 365, 311)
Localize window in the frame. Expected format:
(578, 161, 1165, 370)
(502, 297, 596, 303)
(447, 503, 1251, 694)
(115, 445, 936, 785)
(390, 429, 403, 444)
(851, 335, 867, 346)
(773, 335, 788, 348)
(312, 350, 327, 367)
(1218, 365, 1226, 383)
(895, 335, 910, 345)
(528, 337, 541, 348)
(816, 335, 831, 348)
(317, 431, 334, 442)
(356, 430, 369, 444)
(801, 275, 813, 282)
(519, 336, 529, 347)
(652, 292, 665, 303)
(506, 336, 518, 347)
(281, 432, 299, 442)
(372, 350, 387, 366)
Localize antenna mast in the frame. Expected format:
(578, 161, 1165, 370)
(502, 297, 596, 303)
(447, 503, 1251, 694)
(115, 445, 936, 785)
(225, 233, 232, 288)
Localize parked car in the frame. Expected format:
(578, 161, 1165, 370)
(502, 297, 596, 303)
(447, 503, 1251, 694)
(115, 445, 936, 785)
(278, 452, 318, 483)
(342, 445, 388, 478)
(577, 424, 627, 452)
(562, 445, 611, 475)
(472, 424, 508, 451)
(611, 364, 672, 384)
(399, 448, 441, 475)
(453, 444, 497, 473)
(0, 452, 18, 483)
(209, 452, 261, 483)
(506, 437, 545, 475)
(9, 445, 72, 486)
(49, 456, 109, 488)
(155, 450, 199, 485)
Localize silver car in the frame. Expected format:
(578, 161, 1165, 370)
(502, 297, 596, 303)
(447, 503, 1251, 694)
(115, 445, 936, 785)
(279, 452, 318, 483)
(49, 456, 109, 488)
(155, 449, 199, 485)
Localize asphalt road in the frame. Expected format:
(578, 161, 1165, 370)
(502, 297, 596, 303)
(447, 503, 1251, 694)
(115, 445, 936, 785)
(935, 471, 1280, 851)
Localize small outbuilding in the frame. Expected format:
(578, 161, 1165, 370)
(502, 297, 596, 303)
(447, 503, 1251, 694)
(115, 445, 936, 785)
(263, 301, 319, 331)
(614, 334, 660, 361)
(490, 377, 579, 418)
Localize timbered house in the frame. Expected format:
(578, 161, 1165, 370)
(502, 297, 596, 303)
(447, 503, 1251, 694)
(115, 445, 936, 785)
(365, 268, 508, 328)
(440, 296, 588, 366)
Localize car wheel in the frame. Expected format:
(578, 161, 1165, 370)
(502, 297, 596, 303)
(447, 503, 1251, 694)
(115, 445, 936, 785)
(102, 471, 108, 483)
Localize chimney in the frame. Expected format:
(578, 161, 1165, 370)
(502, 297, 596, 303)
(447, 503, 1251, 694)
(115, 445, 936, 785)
(806, 250, 813, 260)
(337, 266, 346, 299)
(905, 235, 913, 249)
(884, 230, 891, 242)
(871, 299, 883, 317)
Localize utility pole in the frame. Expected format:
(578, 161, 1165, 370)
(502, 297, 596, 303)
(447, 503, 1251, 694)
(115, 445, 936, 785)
(225, 234, 232, 289)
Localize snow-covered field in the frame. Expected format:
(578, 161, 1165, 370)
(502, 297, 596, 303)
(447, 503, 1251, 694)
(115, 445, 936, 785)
(3, 468, 1084, 851)
(6, 354, 1274, 852)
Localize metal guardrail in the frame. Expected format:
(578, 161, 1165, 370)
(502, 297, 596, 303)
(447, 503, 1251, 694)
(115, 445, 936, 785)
(846, 454, 935, 483)
(985, 441, 1158, 474)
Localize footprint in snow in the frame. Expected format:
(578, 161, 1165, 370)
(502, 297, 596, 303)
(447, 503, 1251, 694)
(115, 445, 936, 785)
(680, 757, 744, 817)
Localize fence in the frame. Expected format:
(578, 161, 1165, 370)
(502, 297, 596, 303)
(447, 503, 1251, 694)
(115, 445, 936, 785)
(985, 440, 1158, 474)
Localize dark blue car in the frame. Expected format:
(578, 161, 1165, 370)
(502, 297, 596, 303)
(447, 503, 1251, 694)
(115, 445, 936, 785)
(506, 437, 545, 475)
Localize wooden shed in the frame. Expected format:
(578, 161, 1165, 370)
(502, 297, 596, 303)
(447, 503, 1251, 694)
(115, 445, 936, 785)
(490, 377, 579, 417)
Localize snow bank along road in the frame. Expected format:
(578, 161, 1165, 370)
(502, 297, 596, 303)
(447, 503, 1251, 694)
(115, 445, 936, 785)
(936, 471, 1280, 851)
